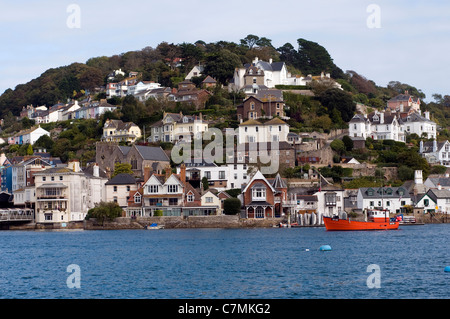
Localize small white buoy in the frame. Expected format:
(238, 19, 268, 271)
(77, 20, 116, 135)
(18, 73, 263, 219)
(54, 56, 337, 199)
(319, 245, 332, 251)
(305, 249, 310, 252)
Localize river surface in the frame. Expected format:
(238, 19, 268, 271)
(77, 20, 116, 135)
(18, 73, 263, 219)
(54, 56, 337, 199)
(0, 224, 449, 299)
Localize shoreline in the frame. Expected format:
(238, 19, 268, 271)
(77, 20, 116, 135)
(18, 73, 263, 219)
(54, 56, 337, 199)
(2, 214, 447, 231)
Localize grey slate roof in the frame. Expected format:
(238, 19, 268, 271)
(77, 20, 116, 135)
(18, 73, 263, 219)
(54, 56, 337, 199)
(134, 145, 170, 162)
(105, 173, 138, 185)
(359, 186, 410, 198)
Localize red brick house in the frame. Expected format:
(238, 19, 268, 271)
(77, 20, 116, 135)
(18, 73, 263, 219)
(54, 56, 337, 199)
(237, 92, 286, 121)
(241, 170, 292, 219)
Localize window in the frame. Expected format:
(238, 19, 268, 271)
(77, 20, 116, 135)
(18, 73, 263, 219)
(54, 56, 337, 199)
(252, 187, 266, 201)
(59, 176, 63, 181)
(131, 158, 138, 170)
(206, 197, 213, 203)
(168, 185, 178, 193)
(325, 193, 336, 206)
(424, 199, 429, 206)
(187, 194, 194, 202)
(219, 171, 225, 179)
(169, 198, 178, 205)
(43, 177, 46, 181)
(113, 196, 118, 203)
(113, 186, 117, 192)
(205, 171, 211, 179)
(134, 195, 141, 203)
(51, 176, 55, 181)
(149, 185, 159, 193)
(126, 186, 130, 192)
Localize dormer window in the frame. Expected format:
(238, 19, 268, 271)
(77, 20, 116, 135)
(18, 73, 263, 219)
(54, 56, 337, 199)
(373, 115, 379, 122)
(134, 194, 141, 203)
(183, 117, 188, 123)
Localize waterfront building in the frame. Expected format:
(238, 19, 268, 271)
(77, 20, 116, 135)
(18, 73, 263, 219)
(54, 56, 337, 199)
(356, 186, 412, 214)
(105, 173, 140, 209)
(128, 164, 219, 217)
(240, 170, 295, 219)
(33, 161, 107, 224)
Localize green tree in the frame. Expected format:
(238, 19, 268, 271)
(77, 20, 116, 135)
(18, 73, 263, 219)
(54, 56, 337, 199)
(34, 134, 54, 150)
(203, 49, 242, 85)
(85, 202, 123, 225)
(202, 176, 209, 191)
(295, 38, 344, 79)
(26, 144, 33, 156)
(319, 88, 356, 122)
(112, 162, 133, 178)
(330, 139, 345, 155)
(223, 198, 241, 215)
(342, 135, 354, 151)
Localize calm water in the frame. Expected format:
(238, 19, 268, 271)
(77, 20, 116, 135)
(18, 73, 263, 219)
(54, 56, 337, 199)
(0, 224, 450, 299)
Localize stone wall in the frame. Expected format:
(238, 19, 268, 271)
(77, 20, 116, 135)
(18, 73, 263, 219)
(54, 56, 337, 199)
(84, 215, 284, 230)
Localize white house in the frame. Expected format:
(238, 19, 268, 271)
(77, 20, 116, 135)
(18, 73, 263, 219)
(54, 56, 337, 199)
(9, 126, 51, 145)
(105, 173, 139, 208)
(422, 187, 450, 214)
(356, 186, 412, 214)
(420, 140, 450, 166)
(185, 65, 204, 80)
(148, 112, 208, 144)
(314, 183, 345, 218)
(349, 110, 436, 143)
(238, 118, 289, 144)
(400, 111, 436, 140)
(33, 160, 107, 224)
(200, 190, 221, 215)
(127, 81, 162, 97)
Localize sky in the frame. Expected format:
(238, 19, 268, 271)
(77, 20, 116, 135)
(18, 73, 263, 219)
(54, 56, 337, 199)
(1, 0, 449, 102)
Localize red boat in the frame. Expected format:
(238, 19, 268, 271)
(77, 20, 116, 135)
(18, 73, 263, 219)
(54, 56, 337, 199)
(323, 209, 399, 231)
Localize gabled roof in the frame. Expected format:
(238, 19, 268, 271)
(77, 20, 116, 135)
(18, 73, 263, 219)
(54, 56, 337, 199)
(242, 170, 276, 194)
(202, 75, 217, 83)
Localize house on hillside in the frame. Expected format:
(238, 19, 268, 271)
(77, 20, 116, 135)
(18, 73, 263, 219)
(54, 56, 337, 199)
(387, 91, 421, 113)
(101, 119, 142, 143)
(9, 126, 50, 145)
(420, 140, 450, 166)
(238, 118, 289, 144)
(148, 111, 208, 144)
(236, 90, 287, 121)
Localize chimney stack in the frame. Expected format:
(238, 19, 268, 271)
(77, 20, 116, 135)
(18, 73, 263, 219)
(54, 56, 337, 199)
(180, 163, 186, 184)
(93, 163, 99, 177)
(144, 165, 151, 182)
(165, 165, 171, 181)
(68, 160, 80, 172)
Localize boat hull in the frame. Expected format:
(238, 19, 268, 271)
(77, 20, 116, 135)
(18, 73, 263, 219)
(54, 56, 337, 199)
(323, 217, 399, 231)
